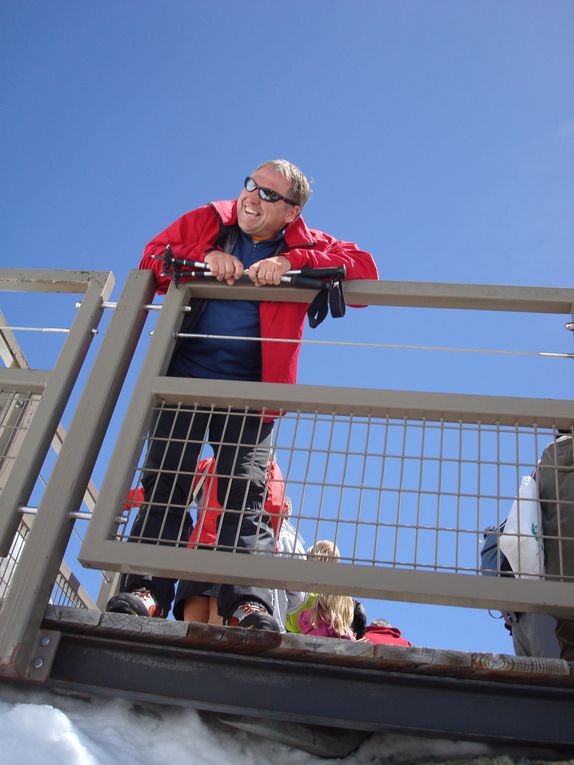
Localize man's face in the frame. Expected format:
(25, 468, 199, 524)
(237, 165, 301, 240)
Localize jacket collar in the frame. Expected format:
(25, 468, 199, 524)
(210, 199, 316, 249)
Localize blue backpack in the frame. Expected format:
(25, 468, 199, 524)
(480, 521, 512, 576)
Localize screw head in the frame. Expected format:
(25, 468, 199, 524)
(32, 658, 44, 670)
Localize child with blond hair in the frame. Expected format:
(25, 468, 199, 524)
(285, 540, 356, 640)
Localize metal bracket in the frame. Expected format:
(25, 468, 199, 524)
(24, 630, 61, 683)
(0, 629, 60, 683)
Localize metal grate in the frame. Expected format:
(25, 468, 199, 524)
(0, 392, 41, 487)
(0, 521, 29, 600)
(0, 520, 89, 608)
(51, 571, 87, 609)
(120, 402, 573, 581)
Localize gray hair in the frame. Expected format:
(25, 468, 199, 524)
(253, 159, 311, 207)
(370, 618, 391, 628)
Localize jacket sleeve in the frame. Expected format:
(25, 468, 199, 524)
(139, 204, 221, 294)
(285, 230, 379, 281)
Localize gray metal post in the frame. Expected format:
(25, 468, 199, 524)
(0, 272, 114, 555)
(79, 280, 190, 555)
(0, 270, 155, 675)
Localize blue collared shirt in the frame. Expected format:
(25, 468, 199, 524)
(171, 229, 284, 381)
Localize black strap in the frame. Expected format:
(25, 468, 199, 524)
(306, 280, 346, 328)
(307, 289, 330, 329)
(214, 222, 239, 254)
(329, 280, 346, 319)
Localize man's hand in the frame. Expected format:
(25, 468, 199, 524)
(248, 255, 292, 287)
(204, 250, 244, 285)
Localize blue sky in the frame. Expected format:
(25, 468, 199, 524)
(1, 2, 573, 653)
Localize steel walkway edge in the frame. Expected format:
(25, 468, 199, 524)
(0, 606, 563, 752)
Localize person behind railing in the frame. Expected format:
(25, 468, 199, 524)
(285, 540, 356, 640)
(537, 429, 574, 662)
(361, 617, 412, 647)
(498, 611, 560, 658)
(272, 510, 308, 632)
(106, 159, 378, 631)
(171, 460, 307, 631)
(480, 509, 561, 659)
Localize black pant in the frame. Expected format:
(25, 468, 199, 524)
(122, 403, 275, 618)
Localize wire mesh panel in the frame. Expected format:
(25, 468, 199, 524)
(51, 571, 88, 609)
(0, 374, 97, 612)
(117, 401, 572, 584)
(0, 521, 28, 600)
(0, 391, 40, 490)
(79, 279, 574, 615)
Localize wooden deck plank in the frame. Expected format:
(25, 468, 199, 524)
(42, 606, 572, 684)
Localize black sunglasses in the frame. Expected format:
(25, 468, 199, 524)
(244, 176, 298, 206)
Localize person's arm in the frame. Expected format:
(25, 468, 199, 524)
(285, 589, 308, 614)
(139, 204, 223, 293)
(285, 230, 379, 281)
(248, 238, 377, 288)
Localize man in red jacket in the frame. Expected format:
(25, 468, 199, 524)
(107, 159, 378, 631)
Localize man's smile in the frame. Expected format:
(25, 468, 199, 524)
(242, 205, 261, 217)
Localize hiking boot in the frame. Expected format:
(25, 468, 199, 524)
(227, 601, 280, 632)
(106, 589, 160, 618)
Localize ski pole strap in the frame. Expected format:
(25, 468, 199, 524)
(306, 279, 346, 328)
(288, 265, 347, 328)
(329, 279, 346, 319)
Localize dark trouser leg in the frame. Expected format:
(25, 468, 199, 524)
(122, 405, 209, 615)
(207, 410, 275, 619)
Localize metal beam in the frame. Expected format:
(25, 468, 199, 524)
(0, 368, 50, 394)
(79, 540, 574, 617)
(0, 269, 113, 295)
(47, 631, 574, 749)
(0, 274, 114, 555)
(183, 279, 574, 314)
(152, 377, 574, 428)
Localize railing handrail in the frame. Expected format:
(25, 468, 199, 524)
(184, 276, 574, 314)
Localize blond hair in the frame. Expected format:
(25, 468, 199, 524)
(306, 540, 355, 638)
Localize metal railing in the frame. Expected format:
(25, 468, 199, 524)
(79, 277, 574, 613)
(0, 269, 572, 676)
(0, 269, 154, 673)
(0, 296, 109, 612)
(0, 270, 114, 554)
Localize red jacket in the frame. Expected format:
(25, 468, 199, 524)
(140, 200, 378, 385)
(124, 460, 287, 548)
(187, 458, 288, 547)
(363, 624, 412, 647)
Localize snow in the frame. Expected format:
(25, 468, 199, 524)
(0, 682, 533, 765)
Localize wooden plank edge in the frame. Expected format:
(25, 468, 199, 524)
(43, 606, 574, 684)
